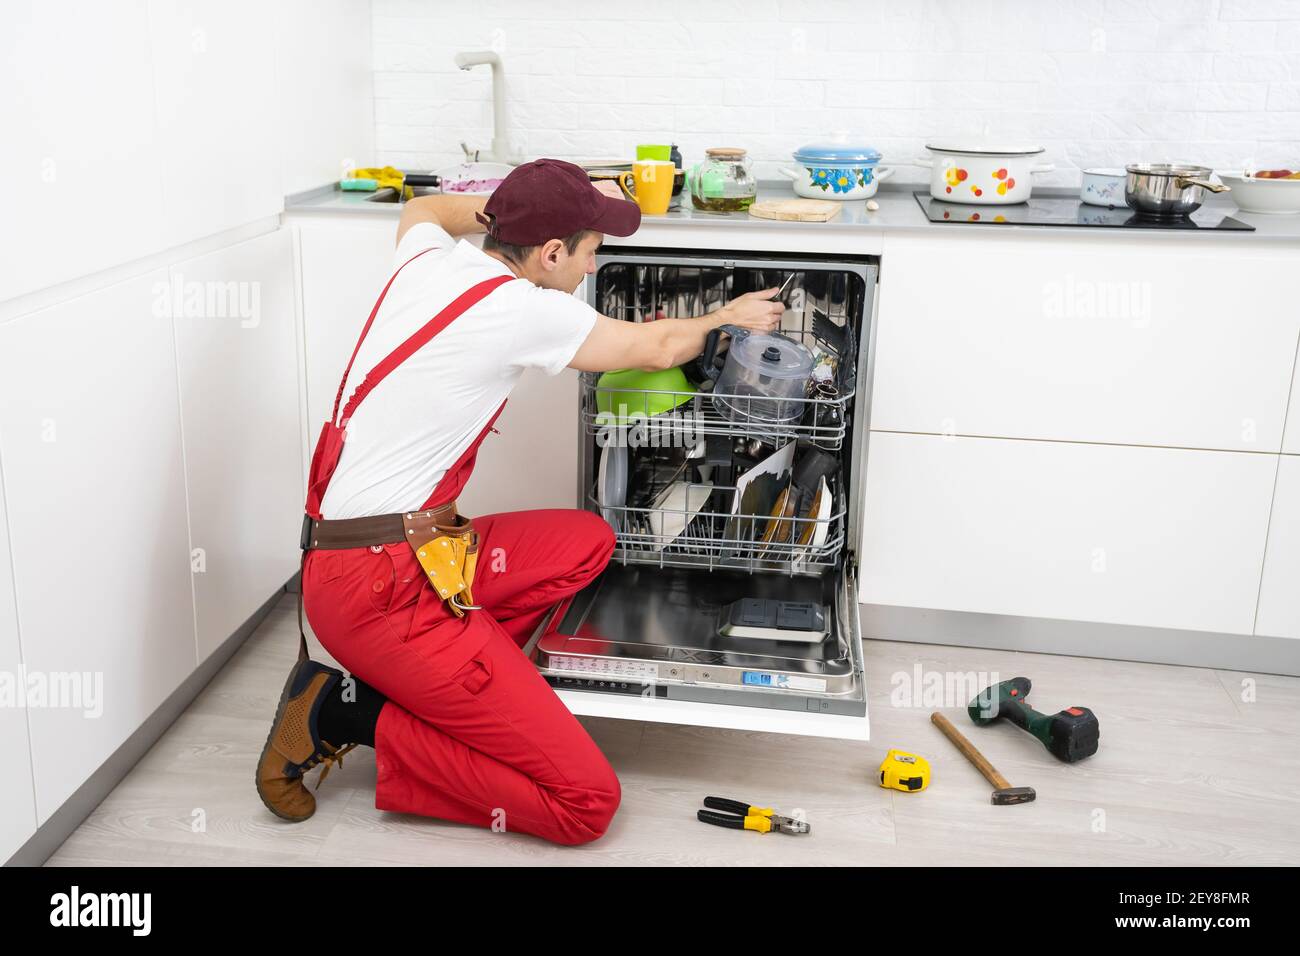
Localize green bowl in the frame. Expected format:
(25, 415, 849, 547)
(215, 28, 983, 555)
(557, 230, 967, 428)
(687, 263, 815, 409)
(595, 367, 696, 423)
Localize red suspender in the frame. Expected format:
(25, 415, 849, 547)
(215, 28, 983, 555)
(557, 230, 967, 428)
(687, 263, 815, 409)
(338, 273, 515, 425)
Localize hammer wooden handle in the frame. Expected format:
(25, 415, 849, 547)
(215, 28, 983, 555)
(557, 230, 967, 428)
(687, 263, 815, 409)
(931, 712, 1011, 790)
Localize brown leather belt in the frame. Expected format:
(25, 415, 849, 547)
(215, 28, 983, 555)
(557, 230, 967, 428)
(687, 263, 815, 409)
(300, 501, 461, 551)
(295, 500, 475, 661)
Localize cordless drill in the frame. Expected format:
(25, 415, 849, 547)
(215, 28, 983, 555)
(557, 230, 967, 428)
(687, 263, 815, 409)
(968, 677, 1099, 763)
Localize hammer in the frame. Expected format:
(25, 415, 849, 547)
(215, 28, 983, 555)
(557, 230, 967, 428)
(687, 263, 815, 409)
(931, 712, 1036, 805)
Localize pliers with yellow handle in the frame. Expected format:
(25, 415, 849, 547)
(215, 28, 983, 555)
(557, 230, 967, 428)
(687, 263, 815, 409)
(696, 796, 811, 835)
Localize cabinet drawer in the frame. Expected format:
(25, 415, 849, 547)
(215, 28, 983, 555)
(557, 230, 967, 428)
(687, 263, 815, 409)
(859, 432, 1275, 634)
(0, 271, 198, 821)
(172, 229, 303, 661)
(872, 236, 1300, 452)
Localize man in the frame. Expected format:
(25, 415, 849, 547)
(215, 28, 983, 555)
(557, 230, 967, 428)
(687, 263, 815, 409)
(255, 159, 784, 845)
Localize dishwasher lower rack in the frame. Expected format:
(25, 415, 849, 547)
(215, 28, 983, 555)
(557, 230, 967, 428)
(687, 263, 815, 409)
(531, 562, 866, 720)
(590, 478, 846, 574)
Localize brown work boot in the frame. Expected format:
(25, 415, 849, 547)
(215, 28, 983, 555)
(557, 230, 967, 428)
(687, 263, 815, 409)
(256, 659, 358, 822)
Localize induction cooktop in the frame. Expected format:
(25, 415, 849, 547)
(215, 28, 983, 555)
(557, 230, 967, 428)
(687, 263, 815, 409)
(914, 192, 1255, 231)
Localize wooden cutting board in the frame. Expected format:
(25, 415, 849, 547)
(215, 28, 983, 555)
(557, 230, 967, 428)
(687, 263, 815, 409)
(748, 198, 842, 222)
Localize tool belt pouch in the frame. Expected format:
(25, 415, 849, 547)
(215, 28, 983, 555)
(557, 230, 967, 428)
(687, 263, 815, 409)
(401, 509, 480, 618)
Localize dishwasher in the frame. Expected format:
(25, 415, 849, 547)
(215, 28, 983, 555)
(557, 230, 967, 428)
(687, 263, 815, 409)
(526, 249, 878, 740)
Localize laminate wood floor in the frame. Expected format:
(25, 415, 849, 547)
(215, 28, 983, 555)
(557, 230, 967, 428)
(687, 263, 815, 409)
(45, 595, 1300, 866)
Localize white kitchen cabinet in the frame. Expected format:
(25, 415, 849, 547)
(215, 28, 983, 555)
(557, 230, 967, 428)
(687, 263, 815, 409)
(0, 475, 38, 863)
(296, 219, 397, 450)
(859, 432, 1276, 635)
(456, 370, 582, 517)
(172, 229, 304, 661)
(0, 0, 166, 303)
(459, 273, 583, 516)
(1256, 455, 1300, 639)
(148, 0, 282, 246)
(871, 234, 1299, 453)
(0, 272, 198, 822)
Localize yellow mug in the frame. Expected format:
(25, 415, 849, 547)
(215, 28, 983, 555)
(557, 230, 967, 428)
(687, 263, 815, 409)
(623, 159, 675, 215)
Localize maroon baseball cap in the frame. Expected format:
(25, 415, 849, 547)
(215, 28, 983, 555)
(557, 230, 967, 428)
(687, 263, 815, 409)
(476, 158, 641, 246)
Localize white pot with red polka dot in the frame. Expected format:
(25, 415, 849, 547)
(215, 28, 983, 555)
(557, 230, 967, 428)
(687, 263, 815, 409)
(917, 143, 1056, 205)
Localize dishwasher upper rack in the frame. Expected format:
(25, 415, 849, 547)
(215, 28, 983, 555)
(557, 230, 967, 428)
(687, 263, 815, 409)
(587, 261, 863, 450)
(581, 379, 849, 449)
(589, 478, 847, 575)
(593, 261, 862, 334)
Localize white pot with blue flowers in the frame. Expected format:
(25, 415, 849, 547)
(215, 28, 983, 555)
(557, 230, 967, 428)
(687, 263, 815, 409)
(780, 142, 893, 201)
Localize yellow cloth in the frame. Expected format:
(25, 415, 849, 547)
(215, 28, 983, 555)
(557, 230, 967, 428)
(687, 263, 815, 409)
(349, 166, 413, 200)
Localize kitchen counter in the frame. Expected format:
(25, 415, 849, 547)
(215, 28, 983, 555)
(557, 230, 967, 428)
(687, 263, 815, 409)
(287, 172, 1300, 677)
(285, 179, 1300, 246)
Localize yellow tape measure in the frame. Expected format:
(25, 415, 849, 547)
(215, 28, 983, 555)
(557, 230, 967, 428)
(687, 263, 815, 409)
(878, 749, 931, 793)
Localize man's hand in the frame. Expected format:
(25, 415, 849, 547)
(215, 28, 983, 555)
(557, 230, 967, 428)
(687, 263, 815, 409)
(718, 288, 785, 333)
(569, 288, 788, 374)
(593, 179, 628, 201)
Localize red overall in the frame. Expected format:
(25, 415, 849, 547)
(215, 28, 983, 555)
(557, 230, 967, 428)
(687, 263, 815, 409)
(301, 250, 619, 846)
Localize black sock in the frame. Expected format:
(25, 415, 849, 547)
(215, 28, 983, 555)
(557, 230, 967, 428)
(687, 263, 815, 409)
(317, 672, 385, 749)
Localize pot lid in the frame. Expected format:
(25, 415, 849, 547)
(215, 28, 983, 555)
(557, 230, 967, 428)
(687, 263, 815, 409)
(925, 141, 1045, 156)
(793, 141, 882, 165)
(729, 331, 814, 379)
(1125, 162, 1212, 177)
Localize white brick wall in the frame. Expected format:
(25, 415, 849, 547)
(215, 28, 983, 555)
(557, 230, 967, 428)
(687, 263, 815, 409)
(372, 0, 1300, 185)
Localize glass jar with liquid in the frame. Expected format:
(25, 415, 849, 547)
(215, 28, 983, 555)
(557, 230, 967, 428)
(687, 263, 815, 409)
(689, 148, 757, 212)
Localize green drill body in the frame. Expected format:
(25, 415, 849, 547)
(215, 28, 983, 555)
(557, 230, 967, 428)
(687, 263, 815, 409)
(968, 677, 1099, 763)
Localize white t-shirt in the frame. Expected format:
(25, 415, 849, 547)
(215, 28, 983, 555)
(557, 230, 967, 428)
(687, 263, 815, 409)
(318, 221, 597, 519)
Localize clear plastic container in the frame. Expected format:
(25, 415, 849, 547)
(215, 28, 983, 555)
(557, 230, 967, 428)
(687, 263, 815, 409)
(708, 325, 815, 424)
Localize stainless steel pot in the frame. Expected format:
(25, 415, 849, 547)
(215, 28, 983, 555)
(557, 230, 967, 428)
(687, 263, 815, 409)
(1125, 163, 1230, 217)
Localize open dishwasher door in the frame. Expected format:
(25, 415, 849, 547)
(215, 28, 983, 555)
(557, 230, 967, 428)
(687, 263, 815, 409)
(531, 563, 868, 740)
(528, 249, 877, 741)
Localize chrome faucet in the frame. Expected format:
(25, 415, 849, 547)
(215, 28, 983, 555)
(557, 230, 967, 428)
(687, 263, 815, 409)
(453, 51, 519, 165)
